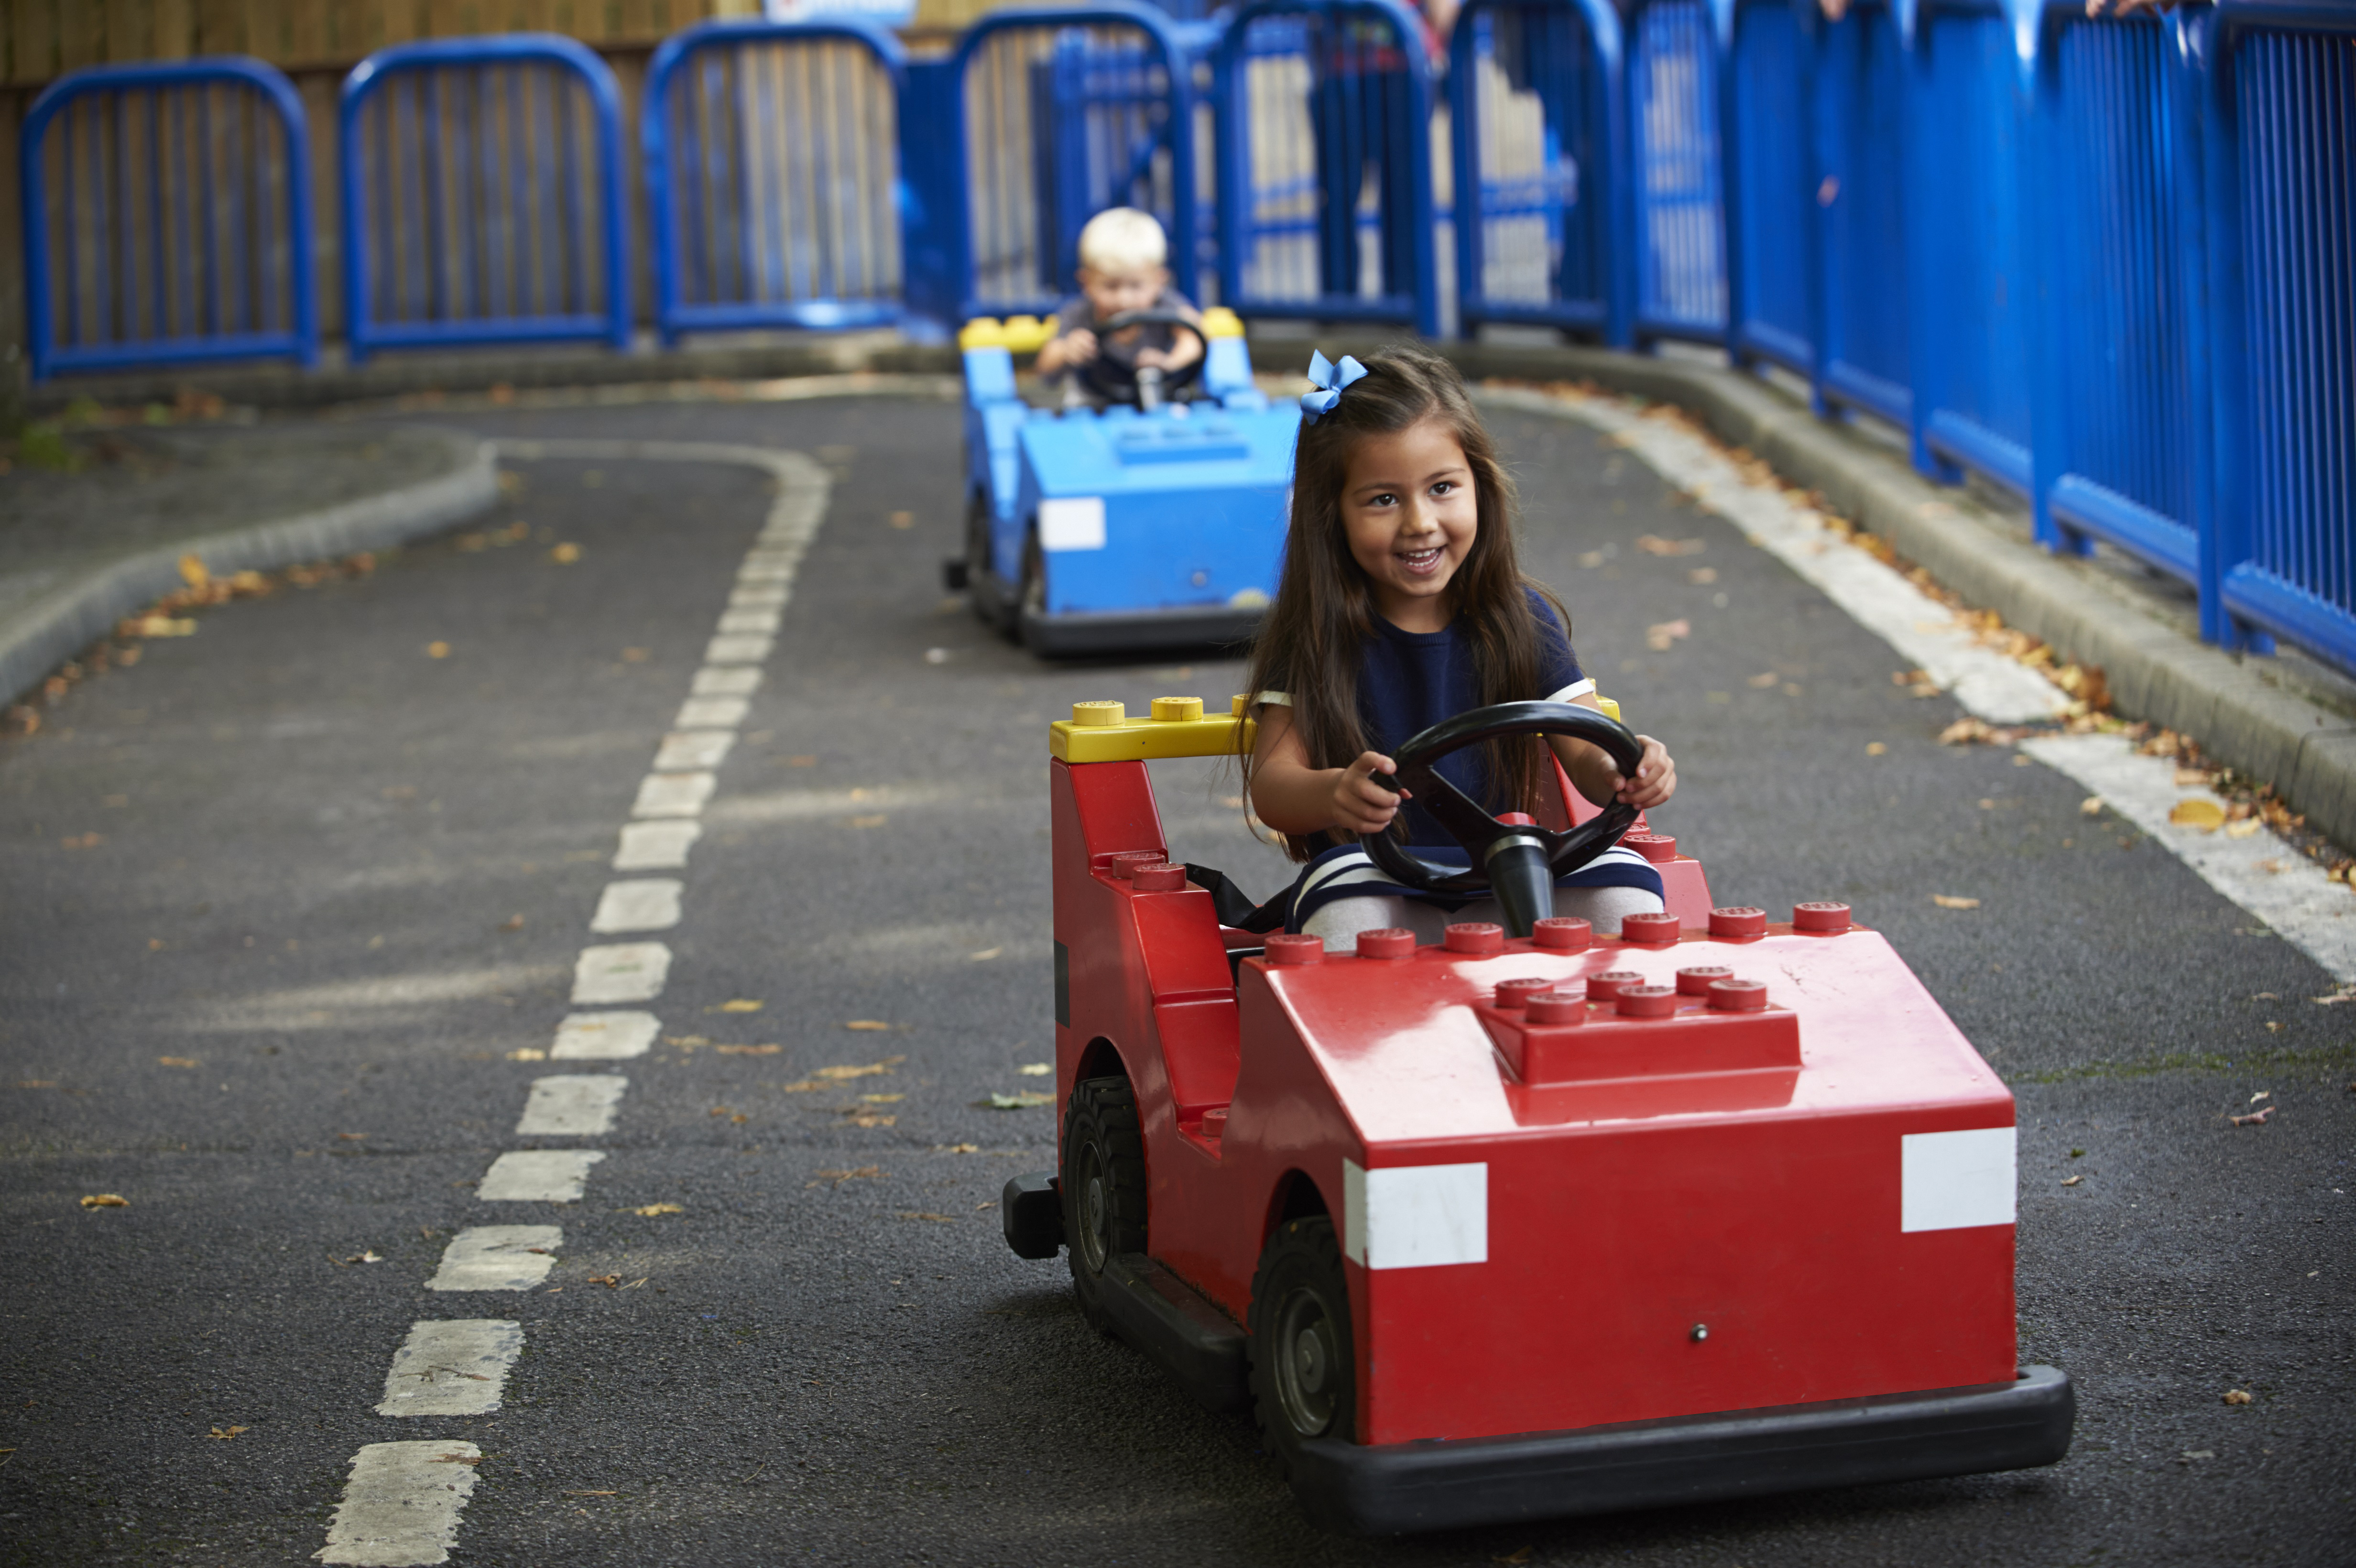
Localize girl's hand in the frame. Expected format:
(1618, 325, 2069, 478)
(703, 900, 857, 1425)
(1602, 735, 1677, 810)
(1331, 751, 1405, 837)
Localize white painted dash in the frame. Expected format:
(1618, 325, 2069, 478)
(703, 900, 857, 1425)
(633, 771, 715, 818)
(426, 1226, 563, 1292)
(673, 696, 748, 731)
(477, 1150, 605, 1202)
(730, 585, 788, 609)
(315, 1440, 482, 1566)
(704, 633, 774, 665)
(571, 943, 671, 1004)
(692, 666, 762, 697)
(517, 1075, 627, 1137)
(551, 1010, 659, 1059)
(376, 1321, 523, 1416)
(614, 819, 701, 871)
(654, 730, 735, 771)
(590, 879, 683, 934)
(716, 608, 782, 636)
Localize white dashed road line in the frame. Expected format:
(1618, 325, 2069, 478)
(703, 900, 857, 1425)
(515, 1075, 629, 1136)
(589, 879, 684, 934)
(1492, 384, 2356, 979)
(632, 770, 716, 818)
(571, 942, 673, 1004)
(375, 1321, 524, 1417)
(478, 1150, 606, 1202)
(550, 1010, 659, 1059)
(314, 1441, 483, 1566)
(426, 1226, 564, 1292)
(675, 696, 748, 730)
(692, 665, 762, 697)
(615, 819, 703, 869)
(654, 730, 736, 771)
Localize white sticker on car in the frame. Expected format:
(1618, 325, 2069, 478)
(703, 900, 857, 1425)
(1900, 1126, 2017, 1232)
(1038, 496, 1106, 551)
(1342, 1159, 1487, 1269)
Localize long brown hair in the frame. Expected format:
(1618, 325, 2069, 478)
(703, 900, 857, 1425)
(1241, 342, 1567, 862)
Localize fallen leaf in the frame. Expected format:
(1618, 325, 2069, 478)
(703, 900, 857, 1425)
(860, 1093, 905, 1104)
(811, 1165, 882, 1188)
(898, 1211, 956, 1223)
(633, 1203, 684, 1216)
(1687, 566, 1718, 585)
(338, 1132, 367, 1141)
(986, 1091, 1054, 1110)
(2313, 991, 2356, 1006)
(665, 1035, 709, 1047)
(940, 1143, 981, 1154)
(2181, 1449, 2215, 1462)
(1747, 671, 1780, 688)
(80, 1194, 129, 1208)
(550, 543, 581, 564)
(498, 915, 525, 931)
(731, 1113, 748, 1123)
(1635, 534, 1705, 556)
(1932, 895, 1981, 910)
(137, 615, 197, 637)
(179, 554, 211, 588)
(1939, 717, 1991, 745)
(1644, 618, 1691, 651)
(2173, 766, 2212, 787)
(968, 947, 1003, 962)
(506, 1048, 547, 1061)
(1017, 1062, 1052, 1077)
(2223, 1388, 2253, 1405)
(890, 511, 914, 530)
(207, 1426, 247, 1440)
(430, 1454, 483, 1465)
(2225, 817, 2262, 838)
(2060, 1176, 2082, 1187)
(714, 1044, 780, 1056)
(787, 755, 817, 767)
(157, 1056, 198, 1068)
(842, 1112, 897, 1128)
(709, 1107, 732, 1117)
(2080, 795, 2105, 817)
(846, 814, 888, 828)
(2228, 1105, 2275, 1127)
(348, 1250, 383, 1264)
(2250, 1090, 2271, 1103)
(59, 832, 104, 849)
(426, 641, 451, 659)
(843, 1021, 892, 1032)
(1865, 741, 1887, 756)
(719, 1000, 764, 1013)
(817, 1056, 904, 1079)
(1494, 1550, 1536, 1566)
(2170, 798, 2225, 832)
(588, 1274, 621, 1288)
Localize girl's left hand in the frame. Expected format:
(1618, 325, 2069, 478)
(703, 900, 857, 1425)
(1604, 735, 1677, 810)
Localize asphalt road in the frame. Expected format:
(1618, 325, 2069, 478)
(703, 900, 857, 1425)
(2, 393, 2348, 1567)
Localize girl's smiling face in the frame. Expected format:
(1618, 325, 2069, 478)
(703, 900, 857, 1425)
(1341, 416, 1478, 632)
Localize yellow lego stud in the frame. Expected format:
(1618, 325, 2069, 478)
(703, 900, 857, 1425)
(1231, 695, 1249, 715)
(1199, 306, 1245, 339)
(958, 317, 1006, 349)
(1002, 315, 1053, 353)
(1070, 700, 1125, 727)
(1150, 696, 1204, 723)
(1597, 696, 1622, 721)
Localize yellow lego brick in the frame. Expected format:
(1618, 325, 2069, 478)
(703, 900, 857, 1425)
(1596, 696, 1621, 722)
(958, 317, 1006, 350)
(1050, 697, 1256, 763)
(1199, 306, 1245, 339)
(1001, 315, 1055, 353)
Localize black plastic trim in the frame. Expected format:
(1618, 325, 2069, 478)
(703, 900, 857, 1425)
(1097, 1252, 1250, 1414)
(1053, 941, 1070, 1027)
(1020, 603, 1262, 656)
(1001, 1171, 1063, 1260)
(1290, 1365, 2075, 1535)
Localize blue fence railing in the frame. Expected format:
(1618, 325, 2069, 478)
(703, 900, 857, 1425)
(19, 57, 316, 380)
(645, 18, 906, 342)
(339, 34, 629, 361)
(17, 0, 2354, 678)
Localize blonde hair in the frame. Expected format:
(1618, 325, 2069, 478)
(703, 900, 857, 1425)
(1077, 207, 1168, 273)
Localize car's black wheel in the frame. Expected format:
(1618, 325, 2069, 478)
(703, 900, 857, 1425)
(966, 491, 1015, 636)
(1248, 1216, 1356, 1481)
(1060, 1073, 1147, 1335)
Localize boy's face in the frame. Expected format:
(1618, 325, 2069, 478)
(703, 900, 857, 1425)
(1077, 263, 1168, 322)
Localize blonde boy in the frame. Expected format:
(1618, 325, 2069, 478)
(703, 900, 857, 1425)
(1034, 207, 1204, 400)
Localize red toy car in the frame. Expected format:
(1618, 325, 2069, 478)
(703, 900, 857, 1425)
(1002, 696, 2073, 1533)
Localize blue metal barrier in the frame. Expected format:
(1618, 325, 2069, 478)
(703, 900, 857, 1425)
(1449, 0, 1627, 345)
(339, 34, 629, 362)
(1812, 0, 1910, 428)
(1213, 0, 1441, 336)
(645, 18, 906, 342)
(949, 3, 1197, 321)
(1717, 0, 1817, 381)
(2198, 0, 2356, 667)
(19, 57, 316, 381)
(1627, 0, 1724, 344)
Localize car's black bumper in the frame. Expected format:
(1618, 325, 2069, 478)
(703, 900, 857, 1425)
(1020, 603, 1262, 656)
(1292, 1365, 2075, 1535)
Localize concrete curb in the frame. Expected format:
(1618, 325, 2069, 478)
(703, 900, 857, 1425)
(1438, 340, 2356, 850)
(0, 428, 498, 708)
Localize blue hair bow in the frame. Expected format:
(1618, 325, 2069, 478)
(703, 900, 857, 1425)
(1299, 351, 1368, 422)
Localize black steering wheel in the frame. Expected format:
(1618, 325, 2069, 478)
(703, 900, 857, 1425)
(1363, 701, 1646, 939)
(1081, 309, 1208, 410)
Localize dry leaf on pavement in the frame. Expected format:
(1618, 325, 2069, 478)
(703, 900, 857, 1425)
(2080, 795, 2105, 816)
(632, 1203, 684, 1216)
(1932, 895, 1981, 910)
(2060, 1176, 2082, 1187)
(1747, 671, 1779, 688)
(158, 1056, 197, 1068)
(986, 1091, 1054, 1110)
(719, 1000, 763, 1013)
(207, 1426, 248, 1440)
(1017, 1063, 1052, 1076)
(810, 1166, 883, 1188)
(2225, 818, 2262, 838)
(817, 1057, 903, 1079)
(843, 1020, 891, 1032)
(2224, 1389, 2254, 1405)
(714, 1044, 779, 1056)
(2170, 798, 2226, 832)
(80, 1194, 129, 1208)
(898, 1211, 956, 1223)
(1634, 535, 1705, 556)
(2228, 1105, 2275, 1127)
(1644, 619, 1691, 652)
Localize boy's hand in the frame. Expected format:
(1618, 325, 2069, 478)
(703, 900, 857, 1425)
(1332, 751, 1406, 836)
(1060, 327, 1098, 364)
(1600, 736, 1677, 810)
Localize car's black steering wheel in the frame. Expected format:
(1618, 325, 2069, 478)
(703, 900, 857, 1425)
(1081, 310, 1208, 411)
(1363, 701, 1646, 939)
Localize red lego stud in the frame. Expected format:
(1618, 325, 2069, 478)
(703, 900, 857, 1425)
(1585, 969, 1645, 1002)
(1265, 933, 1323, 966)
(1494, 977, 1554, 1011)
(1532, 916, 1592, 951)
(1623, 833, 1677, 863)
(1621, 911, 1682, 945)
(1709, 905, 1768, 939)
(1497, 811, 1538, 827)
(1526, 988, 1587, 1024)
(1130, 862, 1187, 892)
(1355, 927, 1416, 959)
(1444, 922, 1504, 956)
(1676, 964, 1734, 996)
(1793, 900, 1853, 933)
(1107, 850, 1166, 880)
(1708, 977, 1769, 1012)
(1616, 984, 1679, 1018)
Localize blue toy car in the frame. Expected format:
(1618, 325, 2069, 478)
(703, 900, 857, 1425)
(946, 307, 1300, 656)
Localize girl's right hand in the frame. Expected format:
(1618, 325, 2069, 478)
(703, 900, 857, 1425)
(1331, 751, 1405, 837)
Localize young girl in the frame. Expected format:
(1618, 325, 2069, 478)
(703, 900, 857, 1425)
(1243, 343, 1678, 943)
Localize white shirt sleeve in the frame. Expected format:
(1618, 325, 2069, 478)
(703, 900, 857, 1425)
(1253, 690, 1294, 708)
(1545, 677, 1597, 703)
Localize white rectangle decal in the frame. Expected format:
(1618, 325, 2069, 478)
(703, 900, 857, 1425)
(1901, 1126, 2017, 1232)
(1341, 1159, 1487, 1270)
(1038, 496, 1106, 552)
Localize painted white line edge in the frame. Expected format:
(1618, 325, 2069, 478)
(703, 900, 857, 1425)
(614, 819, 702, 871)
(589, 879, 684, 935)
(374, 1320, 523, 1417)
(632, 771, 716, 819)
(551, 1010, 660, 1059)
(315, 1440, 482, 1566)
(478, 1149, 606, 1203)
(673, 696, 748, 732)
(654, 730, 736, 771)
(692, 666, 762, 697)
(571, 943, 671, 1005)
(426, 1226, 564, 1292)
(516, 1075, 629, 1137)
